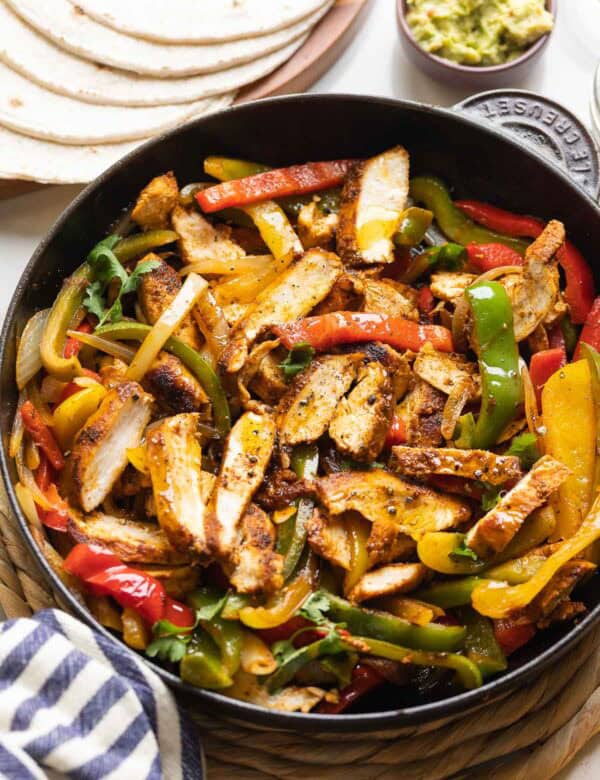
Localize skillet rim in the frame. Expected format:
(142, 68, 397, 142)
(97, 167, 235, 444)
(1, 92, 600, 733)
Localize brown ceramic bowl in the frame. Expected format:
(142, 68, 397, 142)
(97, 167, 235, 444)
(397, 0, 556, 88)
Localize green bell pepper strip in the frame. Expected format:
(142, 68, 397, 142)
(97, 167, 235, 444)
(221, 593, 253, 621)
(95, 321, 231, 436)
(454, 607, 507, 677)
(415, 554, 547, 608)
(185, 586, 243, 675)
(266, 631, 350, 692)
(40, 263, 92, 380)
(180, 630, 233, 689)
(357, 636, 482, 690)
(394, 207, 433, 247)
(409, 177, 529, 255)
(113, 230, 178, 264)
(319, 592, 466, 652)
(401, 242, 467, 284)
(278, 444, 320, 581)
(465, 281, 523, 449)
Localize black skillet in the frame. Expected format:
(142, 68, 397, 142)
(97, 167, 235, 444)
(1, 92, 600, 733)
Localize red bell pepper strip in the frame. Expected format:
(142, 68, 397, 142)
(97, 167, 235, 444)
(58, 369, 103, 404)
(574, 296, 600, 360)
(466, 242, 523, 272)
(384, 416, 408, 448)
(417, 285, 435, 315)
(196, 159, 357, 213)
(317, 663, 385, 714)
(21, 400, 65, 471)
(493, 618, 536, 656)
(273, 312, 454, 353)
(456, 200, 594, 323)
(529, 347, 566, 406)
(34, 456, 69, 532)
(548, 322, 566, 351)
(455, 200, 544, 238)
(63, 320, 93, 359)
(64, 543, 194, 627)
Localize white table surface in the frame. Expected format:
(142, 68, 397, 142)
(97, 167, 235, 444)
(1, 0, 599, 775)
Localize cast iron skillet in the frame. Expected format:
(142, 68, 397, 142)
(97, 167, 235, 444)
(2, 94, 600, 733)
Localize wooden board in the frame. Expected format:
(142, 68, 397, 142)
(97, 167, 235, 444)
(0, 0, 370, 200)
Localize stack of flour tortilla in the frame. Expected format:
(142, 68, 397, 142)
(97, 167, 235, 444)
(0, 0, 333, 184)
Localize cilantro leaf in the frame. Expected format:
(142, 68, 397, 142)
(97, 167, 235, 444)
(506, 432, 541, 470)
(298, 591, 332, 625)
(192, 588, 228, 622)
(476, 481, 502, 512)
(146, 636, 188, 664)
(152, 618, 196, 637)
(279, 342, 315, 381)
(272, 637, 298, 665)
(450, 539, 480, 562)
(83, 235, 160, 327)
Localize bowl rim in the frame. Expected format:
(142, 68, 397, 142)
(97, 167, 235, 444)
(1, 91, 599, 733)
(397, 0, 556, 75)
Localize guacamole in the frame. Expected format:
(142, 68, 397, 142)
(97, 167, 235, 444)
(406, 0, 554, 67)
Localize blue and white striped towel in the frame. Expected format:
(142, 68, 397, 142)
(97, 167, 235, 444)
(0, 609, 203, 780)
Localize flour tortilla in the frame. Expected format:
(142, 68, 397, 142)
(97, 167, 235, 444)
(0, 1, 329, 106)
(0, 125, 142, 184)
(4, 0, 327, 79)
(0, 62, 237, 144)
(69, 0, 328, 44)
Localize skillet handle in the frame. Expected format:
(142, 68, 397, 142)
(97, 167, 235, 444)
(454, 89, 600, 201)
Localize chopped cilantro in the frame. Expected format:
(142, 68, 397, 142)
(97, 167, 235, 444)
(279, 342, 315, 380)
(83, 234, 160, 327)
(145, 617, 196, 664)
(506, 432, 541, 470)
(450, 539, 480, 562)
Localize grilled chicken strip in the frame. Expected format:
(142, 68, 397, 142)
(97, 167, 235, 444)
(144, 352, 210, 417)
(69, 381, 152, 512)
(311, 273, 364, 316)
(329, 360, 395, 461)
(394, 378, 446, 447)
(227, 504, 284, 594)
(68, 510, 192, 565)
(131, 171, 179, 230)
(317, 470, 471, 540)
(361, 278, 419, 320)
(207, 409, 276, 558)
(500, 220, 566, 341)
(391, 446, 522, 485)
(171, 204, 246, 266)
(413, 345, 481, 400)
(367, 521, 416, 568)
(147, 413, 213, 555)
(347, 563, 427, 604)
(138, 255, 202, 350)
(526, 559, 595, 628)
(306, 507, 352, 570)
(277, 354, 360, 448)
(465, 455, 571, 558)
(297, 201, 338, 250)
(222, 249, 343, 373)
(430, 272, 477, 306)
(337, 146, 410, 265)
(249, 349, 288, 406)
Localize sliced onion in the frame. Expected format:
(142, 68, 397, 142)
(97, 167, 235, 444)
(15, 446, 54, 512)
(66, 329, 136, 362)
(27, 381, 54, 426)
(9, 390, 27, 458)
(126, 272, 208, 382)
(15, 482, 42, 530)
(16, 309, 50, 390)
(40, 375, 67, 404)
(180, 254, 273, 277)
(520, 358, 545, 448)
(213, 266, 277, 305)
(240, 632, 277, 676)
(193, 289, 230, 366)
(441, 381, 471, 441)
(25, 437, 40, 471)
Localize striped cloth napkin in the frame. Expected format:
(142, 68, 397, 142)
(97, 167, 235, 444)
(0, 609, 202, 779)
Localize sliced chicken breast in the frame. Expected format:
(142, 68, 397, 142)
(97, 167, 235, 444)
(391, 446, 522, 485)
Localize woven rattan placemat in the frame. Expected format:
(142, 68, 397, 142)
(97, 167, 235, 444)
(1, 480, 600, 779)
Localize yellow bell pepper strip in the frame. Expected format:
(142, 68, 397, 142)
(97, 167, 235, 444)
(580, 344, 600, 493)
(344, 514, 371, 591)
(466, 281, 523, 449)
(315, 592, 466, 652)
(454, 607, 507, 677)
(203, 156, 302, 267)
(95, 321, 231, 437)
(409, 177, 528, 255)
(394, 207, 434, 247)
(113, 230, 178, 264)
(542, 360, 596, 539)
(494, 505, 556, 563)
(180, 631, 233, 689)
(357, 637, 482, 690)
(418, 532, 487, 576)
(472, 497, 600, 619)
(239, 557, 315, 630)
(52, 383, 107, 449)
(40, 263, 92, 380)
(278, 444, 319, 581)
